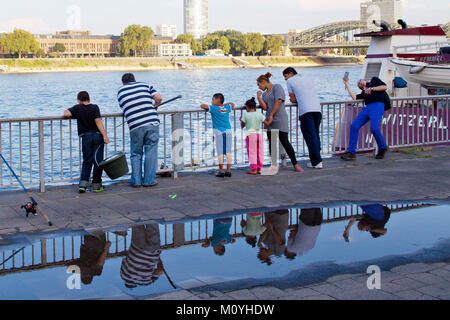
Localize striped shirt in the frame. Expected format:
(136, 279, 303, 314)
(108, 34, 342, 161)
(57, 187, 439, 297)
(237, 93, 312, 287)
(117, 82, 160, 131)
(120, 242, 161, 287)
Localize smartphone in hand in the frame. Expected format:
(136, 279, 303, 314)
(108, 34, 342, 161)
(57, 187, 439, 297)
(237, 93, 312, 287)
(344, 72, 350, 81)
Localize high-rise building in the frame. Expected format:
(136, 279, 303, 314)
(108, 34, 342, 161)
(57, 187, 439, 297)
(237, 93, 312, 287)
(184, 0, 208, 39)
(156, 25, 177, 40)
(361, 0, 403, 31)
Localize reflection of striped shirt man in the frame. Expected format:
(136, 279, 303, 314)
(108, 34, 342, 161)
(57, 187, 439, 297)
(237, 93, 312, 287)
(120, 243, 161, 287)
(117, 82, 160, 131)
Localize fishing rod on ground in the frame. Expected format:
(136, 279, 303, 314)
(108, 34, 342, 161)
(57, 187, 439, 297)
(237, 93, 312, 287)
(0, 153, 53, 226)
(116, 95, 183, 128)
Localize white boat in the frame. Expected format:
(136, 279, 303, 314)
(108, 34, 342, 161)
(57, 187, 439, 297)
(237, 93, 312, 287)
(355, 25, 448, 96)
(390, 59, 450, 88)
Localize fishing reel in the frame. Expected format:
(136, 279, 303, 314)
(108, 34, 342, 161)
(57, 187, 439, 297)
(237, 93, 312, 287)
(21, 200, 38, 217)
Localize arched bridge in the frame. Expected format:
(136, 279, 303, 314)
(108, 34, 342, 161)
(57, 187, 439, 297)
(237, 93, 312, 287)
(291, 20, 366, 45)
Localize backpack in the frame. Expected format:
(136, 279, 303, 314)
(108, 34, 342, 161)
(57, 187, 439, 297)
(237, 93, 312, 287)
(383, 92, 392, 111)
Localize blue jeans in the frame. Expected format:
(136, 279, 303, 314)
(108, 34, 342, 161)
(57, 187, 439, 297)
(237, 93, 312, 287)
(130, 125, 159, 186)
(300, 112, 323, 166)
(80, 132, 104, 188)
(348, 102, 387, 155)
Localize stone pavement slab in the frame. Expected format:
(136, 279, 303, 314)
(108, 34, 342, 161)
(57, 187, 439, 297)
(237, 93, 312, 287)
(147, 261, 450, 301)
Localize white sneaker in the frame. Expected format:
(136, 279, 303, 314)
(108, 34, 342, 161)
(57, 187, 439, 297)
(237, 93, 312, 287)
(307, 162, 323, 169)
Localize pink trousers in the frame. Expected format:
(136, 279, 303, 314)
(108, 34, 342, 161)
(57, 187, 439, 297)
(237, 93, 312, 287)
(246, 133, 264, 171)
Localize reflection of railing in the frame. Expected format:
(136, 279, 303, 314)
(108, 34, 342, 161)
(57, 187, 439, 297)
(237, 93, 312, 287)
(0, 203, 431, 275)
(1, 95, 449, 191)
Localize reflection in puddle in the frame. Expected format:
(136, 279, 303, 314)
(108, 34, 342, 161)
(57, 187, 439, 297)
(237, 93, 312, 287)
(0, 202, 448, 299)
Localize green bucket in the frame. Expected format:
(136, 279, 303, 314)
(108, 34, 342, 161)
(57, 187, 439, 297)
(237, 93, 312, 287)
(95, 147, 129, 180)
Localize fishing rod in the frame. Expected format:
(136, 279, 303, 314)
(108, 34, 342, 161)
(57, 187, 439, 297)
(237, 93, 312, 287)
(0, 153, 53, 226)
(116, 95, 183, 128)
(0, 247, 25, 267)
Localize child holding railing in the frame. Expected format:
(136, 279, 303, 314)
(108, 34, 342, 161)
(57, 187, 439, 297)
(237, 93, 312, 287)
(240, 97, 270, 174)
(201, 94, 235, 178)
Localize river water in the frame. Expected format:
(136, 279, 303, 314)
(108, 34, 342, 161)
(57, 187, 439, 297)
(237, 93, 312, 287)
(0, 66, 362, 118)
(0, 66, 362, 188)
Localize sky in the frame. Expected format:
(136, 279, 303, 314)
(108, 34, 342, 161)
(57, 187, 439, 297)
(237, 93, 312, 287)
(0, 0, 448, 35)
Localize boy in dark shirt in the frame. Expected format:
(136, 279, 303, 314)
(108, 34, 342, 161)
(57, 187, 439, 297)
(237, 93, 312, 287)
(342, 76, 389, 160)
(64, 91, 110, 193)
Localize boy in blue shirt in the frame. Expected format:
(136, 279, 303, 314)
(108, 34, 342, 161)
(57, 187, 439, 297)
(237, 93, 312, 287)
(201, 93, 235, 178)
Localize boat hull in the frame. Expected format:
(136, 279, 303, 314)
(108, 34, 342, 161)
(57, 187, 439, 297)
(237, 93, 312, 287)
(391, 59, 450, 88)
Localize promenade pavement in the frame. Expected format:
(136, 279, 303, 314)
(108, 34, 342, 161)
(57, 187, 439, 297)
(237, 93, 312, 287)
(0, 146, 449, 238)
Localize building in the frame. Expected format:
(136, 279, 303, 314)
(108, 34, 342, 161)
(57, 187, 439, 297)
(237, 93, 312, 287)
(184, 0, 209, 39)
(146, 43, 192, 57)
(35, 30, 119, 57)
(156, 25, 177, 39)
(205, 49, 225, 56)
(361, 0, 403, 31)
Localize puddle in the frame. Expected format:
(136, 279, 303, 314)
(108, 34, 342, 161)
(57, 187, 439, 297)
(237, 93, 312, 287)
(0, 202, 449, 300)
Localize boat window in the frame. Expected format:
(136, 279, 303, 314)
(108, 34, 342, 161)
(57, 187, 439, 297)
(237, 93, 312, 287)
(365, 63, 382, 79)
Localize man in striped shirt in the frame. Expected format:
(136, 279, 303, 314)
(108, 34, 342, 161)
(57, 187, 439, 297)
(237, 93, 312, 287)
(118, 73, 162, 188)
(120, 224, 163, 288)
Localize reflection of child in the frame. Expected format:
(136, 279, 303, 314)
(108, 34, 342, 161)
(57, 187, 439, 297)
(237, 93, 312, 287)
(202, 218, 236, 256)
(240, 213, 266, 247)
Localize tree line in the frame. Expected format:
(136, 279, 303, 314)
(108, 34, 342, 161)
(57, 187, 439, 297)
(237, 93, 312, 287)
(175, 30, 284, 56)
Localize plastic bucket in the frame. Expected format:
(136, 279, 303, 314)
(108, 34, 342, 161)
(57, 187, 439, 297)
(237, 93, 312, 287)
(99, 152, 129, 180)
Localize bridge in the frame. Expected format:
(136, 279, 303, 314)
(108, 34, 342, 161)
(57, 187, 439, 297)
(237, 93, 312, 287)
(290, 42, 369, 50)
(290, 20, 366, 45)
(289, 20, 450, 50)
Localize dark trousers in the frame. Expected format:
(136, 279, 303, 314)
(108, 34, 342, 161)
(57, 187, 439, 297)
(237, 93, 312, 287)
(299, 112, 323, 166)
(267, 130, 298, 166)
(80, 132, 104, 186)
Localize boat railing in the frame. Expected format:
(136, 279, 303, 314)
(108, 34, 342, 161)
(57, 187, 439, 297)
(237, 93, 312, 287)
(393, 40, 450, 58)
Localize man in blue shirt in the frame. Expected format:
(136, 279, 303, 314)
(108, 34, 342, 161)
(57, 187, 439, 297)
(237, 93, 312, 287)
(201, 93, 235, 178)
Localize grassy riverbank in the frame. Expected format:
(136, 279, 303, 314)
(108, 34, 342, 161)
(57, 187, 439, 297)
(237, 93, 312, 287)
(0, 56, 364, 74)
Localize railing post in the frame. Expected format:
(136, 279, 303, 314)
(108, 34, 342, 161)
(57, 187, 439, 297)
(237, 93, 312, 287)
(38, 120, 45, 193)
(171, 113, 184, 179)
(173, 223, 185, 246)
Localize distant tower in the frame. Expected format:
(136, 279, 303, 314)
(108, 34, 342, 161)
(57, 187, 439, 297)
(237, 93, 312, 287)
(361, 0, 403, 31)
(184, 0, 209, 39)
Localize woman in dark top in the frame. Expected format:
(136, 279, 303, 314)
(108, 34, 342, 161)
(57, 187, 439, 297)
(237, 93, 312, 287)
(342, 76, 389, 161)
(256, 73, 304, 175)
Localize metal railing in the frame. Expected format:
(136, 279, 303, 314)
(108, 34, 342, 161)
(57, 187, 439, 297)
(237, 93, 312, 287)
(0, 203, 430, 275)
(0, 95, 449, 190)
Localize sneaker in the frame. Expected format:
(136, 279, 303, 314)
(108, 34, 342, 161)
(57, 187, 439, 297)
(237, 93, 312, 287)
(225, 172, 232, 178)
(307, 162, 323, 169)
(247, 170, 258, 175)
(143, 181, 158, 188)
(79, 187, 86, 194)
(131, 184, 142, 188)
(375, 146, 389, 160)
(93, 186, 106, 193)
(216, 172, 225, 178)
(341, 152, 356, 161)
(261, 166, 278, 176)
